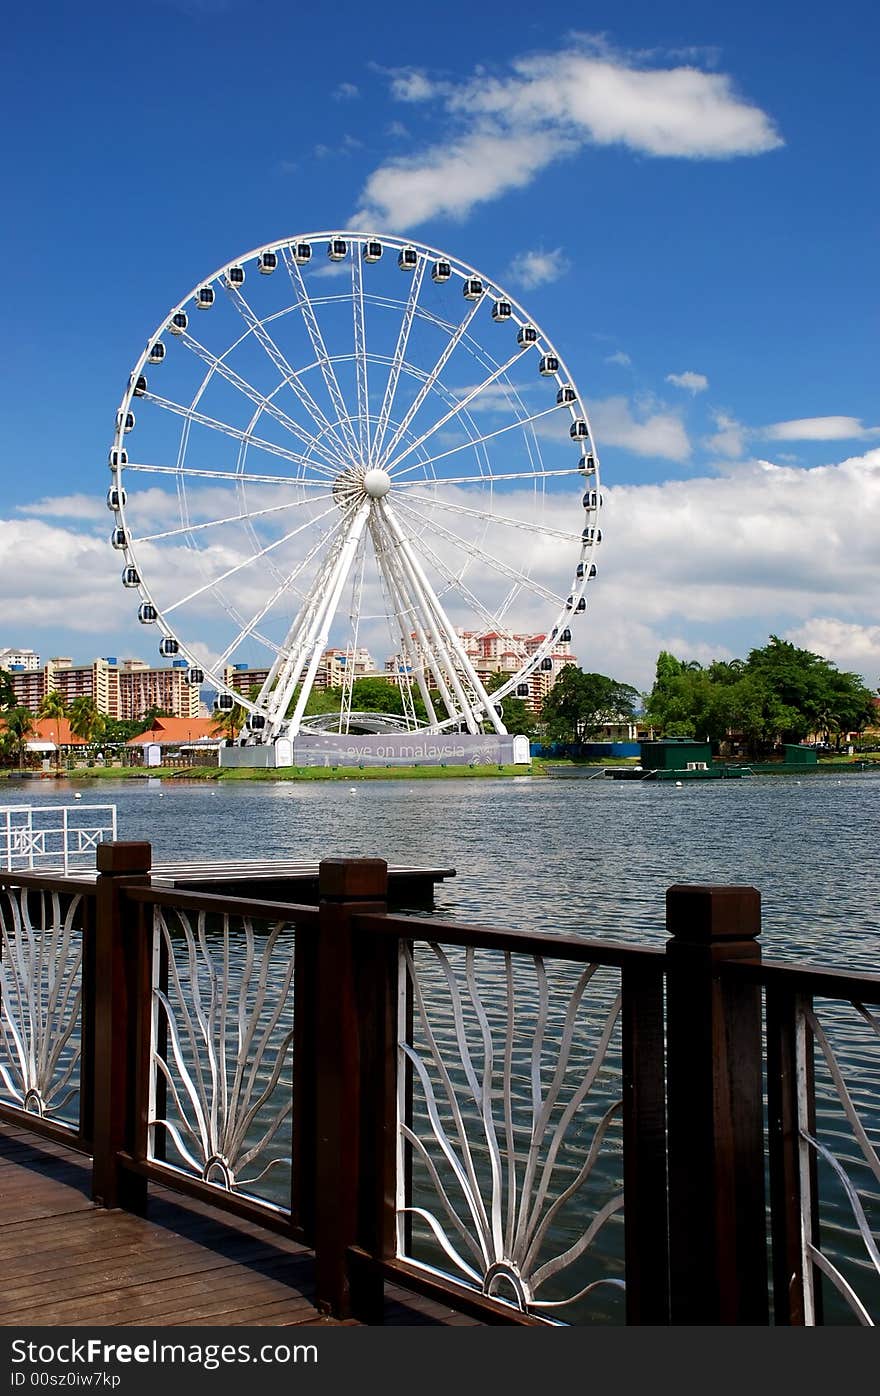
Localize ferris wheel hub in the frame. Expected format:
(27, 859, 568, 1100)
(363, 468, 391, 499)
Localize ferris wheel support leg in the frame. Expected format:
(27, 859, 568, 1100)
(368, 516, 435, 729)
(380, 502, 508, 737)
(258, 534, 349, 731)
(282, 503, 373, 741)
(379, 503, 507, 737)
(370, 514, 458, 729)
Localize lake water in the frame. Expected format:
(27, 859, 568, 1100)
(6, 770, 877, 964)
(3, 770, 879, 1322)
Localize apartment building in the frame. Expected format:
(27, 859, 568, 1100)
(382, 630, 577, 712)
(114, 660, 201, 721)
(223, 665, 271, 698)
(4, 655, 199, 720)
(6, 667, 45, 709)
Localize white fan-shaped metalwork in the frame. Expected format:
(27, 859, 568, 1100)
(108, 233, 602, 741)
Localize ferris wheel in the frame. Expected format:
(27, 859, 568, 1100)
(107, 232, 603, 742)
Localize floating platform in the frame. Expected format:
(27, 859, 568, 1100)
(611, 765, 749, 782)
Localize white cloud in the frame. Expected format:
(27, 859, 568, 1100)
(18, 494, 106, 523)
(12, 447, 880, 698)
(308, 260, 351, 279)
(704, 410, 746, 459)
(356, 128, 563, 228)
(589, 396, 691, 462)
(506, 247, 570, 289)
(606, 351, 632, 367)
(333, 82, 359, 100)
(784, 618, 880, 681)
(762, 416, 880, 442)
(582, 448, 880, 686)
(389, 69, 441, 103)
(358, 44, 782, 227)
(666, 370, 708, 394)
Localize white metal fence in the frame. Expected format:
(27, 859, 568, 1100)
(0, 805, 117, 874)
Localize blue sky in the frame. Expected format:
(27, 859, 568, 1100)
(2, 0, 878, 693)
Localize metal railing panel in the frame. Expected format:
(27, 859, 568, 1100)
(394, 937, 629, 1324)
(0, 880, 93, 1143)
(146, 899, 299, 1218)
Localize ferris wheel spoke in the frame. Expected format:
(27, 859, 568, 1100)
(216, 511, 348, 671)
(224, 284, 354, 463)
(394, 496, 566, 610)
(272, 501, 373, 739)
(162, 501, 341, 617)
(281, 250, 361, 464)
(403, 490, 583, 545)
(132, 491, 335, 544)
(384, 347, 528, 475)
(375, 294, 486, 468)
(391, 403, 568, 479)
(125, 462, 332, 488)
(178, 330, 345, 471)
(393, 466, 584, 489)
(370, 258, 426, 467)
(351, 254, 371, 463)
(142, 394, 338, 479)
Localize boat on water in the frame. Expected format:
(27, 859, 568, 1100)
(544, 762, 749, 781)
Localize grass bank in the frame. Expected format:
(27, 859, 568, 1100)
(62, 761, 552, 782)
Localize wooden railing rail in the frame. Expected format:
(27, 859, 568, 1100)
(2, 844, 879, 1325)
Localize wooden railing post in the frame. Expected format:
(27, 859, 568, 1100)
(665, 884, 768, 1324)
(91, 841, 152, 1212)
(314, 857, 388, 1320)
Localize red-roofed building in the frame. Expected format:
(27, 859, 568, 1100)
(126, 716, 223, 766)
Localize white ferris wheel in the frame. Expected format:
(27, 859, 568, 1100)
(107, 232, 602, 743)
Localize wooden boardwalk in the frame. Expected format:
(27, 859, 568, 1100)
(0, 1125, 474, 1327)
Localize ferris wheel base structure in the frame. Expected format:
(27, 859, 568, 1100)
(218, 731, 532, 770)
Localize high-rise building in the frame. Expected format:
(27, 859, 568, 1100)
(0, 647, 40, 672)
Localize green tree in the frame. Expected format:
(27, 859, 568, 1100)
(68, 696, 105, 744)
(37, 689, 67, 720)
(484, 671, 538, 740)
(745, 637, 875, 747)
(0, 669, 16, 712)
(3, 706, 35, 770)
(540, 667, 640, 744)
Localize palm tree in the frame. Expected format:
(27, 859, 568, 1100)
(4, 706, 35, 770)
(37, 690, 67, 720)
(37, 690, 68, 770)
(68, 696, 105, 745)
(212, 700, 245, 743)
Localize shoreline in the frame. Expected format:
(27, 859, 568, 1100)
(1, 755, 877, 784)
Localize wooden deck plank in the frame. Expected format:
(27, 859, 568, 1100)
(0, 1124, 474, 1327)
